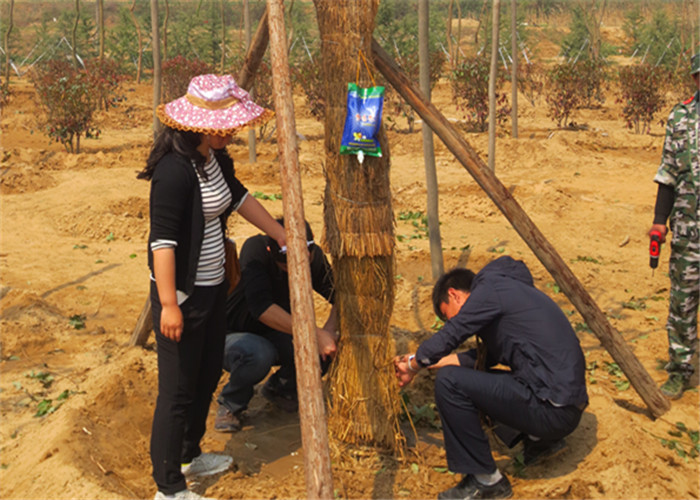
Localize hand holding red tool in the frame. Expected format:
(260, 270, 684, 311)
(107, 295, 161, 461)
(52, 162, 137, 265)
(649, 230, 662, 275)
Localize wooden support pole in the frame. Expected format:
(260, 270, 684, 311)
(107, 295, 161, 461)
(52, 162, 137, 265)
(267, 1, 334, 498)
(371, 38, 671, 418)
(129, 296, 153, 346)
(237, 6, 269, 92)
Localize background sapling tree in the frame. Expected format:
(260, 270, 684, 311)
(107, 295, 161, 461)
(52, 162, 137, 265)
(30, 59, 98, 153)
(617, 63, 667, 134)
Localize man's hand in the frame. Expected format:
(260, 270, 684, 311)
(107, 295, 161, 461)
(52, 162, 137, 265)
(160, 304, 183, 342)
(428, 353, 460, 369)
(393, 354, 416, 388)
(649, 224, 668, 243)
(316, 327, 337, 361)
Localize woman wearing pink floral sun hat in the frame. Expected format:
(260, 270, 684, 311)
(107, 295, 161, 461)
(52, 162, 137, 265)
(138, 74, 285, 500)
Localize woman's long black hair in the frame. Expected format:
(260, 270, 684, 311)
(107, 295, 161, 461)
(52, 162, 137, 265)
(137, 127, 208, 180)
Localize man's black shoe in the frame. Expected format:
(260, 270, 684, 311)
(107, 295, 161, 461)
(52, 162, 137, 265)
(437, 474, 513, 500)
(523, 437, 567, 466)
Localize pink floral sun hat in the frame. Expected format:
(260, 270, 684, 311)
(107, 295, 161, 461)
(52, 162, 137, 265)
(156, 74, 273, 136)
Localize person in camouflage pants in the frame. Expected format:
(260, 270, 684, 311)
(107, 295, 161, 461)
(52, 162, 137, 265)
(648, 53, 700, 400)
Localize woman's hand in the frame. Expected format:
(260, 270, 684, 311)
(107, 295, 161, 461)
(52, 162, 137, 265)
(160, 304, 183, 342)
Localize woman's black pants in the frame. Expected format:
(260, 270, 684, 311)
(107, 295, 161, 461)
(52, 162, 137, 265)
(149, 281, 227, 495)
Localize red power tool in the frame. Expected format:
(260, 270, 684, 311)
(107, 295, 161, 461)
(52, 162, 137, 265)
(649, 230, 662, 275)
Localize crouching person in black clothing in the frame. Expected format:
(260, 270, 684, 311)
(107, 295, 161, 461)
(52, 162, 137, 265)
(394, 256, 588, 500)
(214, 219, 338, 432)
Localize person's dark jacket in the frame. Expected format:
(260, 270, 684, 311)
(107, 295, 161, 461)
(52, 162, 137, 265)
(415, 256, 588, 407)
(225, 234, 335, 334)
(147, 149, 247, 296)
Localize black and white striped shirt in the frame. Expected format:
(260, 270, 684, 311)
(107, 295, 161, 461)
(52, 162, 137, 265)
(151, 150, 247, 291)
(193, 152, 234, 286)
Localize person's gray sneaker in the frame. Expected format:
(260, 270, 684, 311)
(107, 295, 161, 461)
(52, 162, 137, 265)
(154, 488, 215, 499)
(181, 453, 232, 478)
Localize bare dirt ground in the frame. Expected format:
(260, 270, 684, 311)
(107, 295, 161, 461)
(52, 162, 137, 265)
(2, 25, 700, 500)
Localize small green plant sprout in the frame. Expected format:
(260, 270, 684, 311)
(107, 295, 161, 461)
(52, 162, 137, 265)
(572, 255, 600, 264)
(604, 361, 630, 391)
(397, 211, 430, 241)
(73, 244, 88, 250)
(252, 191, 282, 201)
(487, 246, 506, 254)
(129, 253, 138, 259)
(629, 333, 650, 344)
(106, 232, 115, 242)
(410, 463, 419, 474)
(431, 316, 445, 332)
(34, 389, 73, 418)
(621, 297, 647, 311)
(647, 422, 700, 461)
(26, 370, 54, 388)
(545, 282, 561, 294)
(69, 314, 86, 330)
(586, 359, 598, 384)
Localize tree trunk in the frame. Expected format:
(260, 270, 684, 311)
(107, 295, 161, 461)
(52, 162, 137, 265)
(97, 0, 104, 60)
(445, 0, 453, 68)
(371, 39, 671, 419)
(266, 2, 334, 496)
(151, 0, 162, 137)
(455, 0, 462, 66)
(474, 0, 488, 46)
(130, 0, 143, 83)
(487, 0, 500, 172)
(3, 0, 14, 85)
(511, 0, 518, 138)
(419, 0, 443, 280)
(313, 0, 404, 452)
(163, 0, 169, 62)
(244, 0, 257, 163)
(72, 0, 80, 67)
(220, 0, 226, 73)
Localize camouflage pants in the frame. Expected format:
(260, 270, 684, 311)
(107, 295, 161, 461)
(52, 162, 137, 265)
(666, 233, 700, 377)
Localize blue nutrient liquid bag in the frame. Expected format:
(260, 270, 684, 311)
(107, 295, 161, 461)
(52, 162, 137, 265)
(340, 82, 384, 158)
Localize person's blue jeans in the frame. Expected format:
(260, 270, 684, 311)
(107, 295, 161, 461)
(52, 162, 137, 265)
(217, 332, 277, 414)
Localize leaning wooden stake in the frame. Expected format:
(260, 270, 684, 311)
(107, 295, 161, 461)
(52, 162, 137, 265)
(131, 8, 271, 346)
(237, 6, 269, 91)
(371, 38, 671, 418)
(267, 0, 333, 497)
(129, 296, 153, 346)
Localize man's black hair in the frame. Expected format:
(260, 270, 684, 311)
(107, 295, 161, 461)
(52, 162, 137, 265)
(268, 217, 314, 262)
(432, 267, 476, 321)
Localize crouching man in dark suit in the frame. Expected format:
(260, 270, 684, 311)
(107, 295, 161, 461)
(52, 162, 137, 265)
(394, 256, 588, 499)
